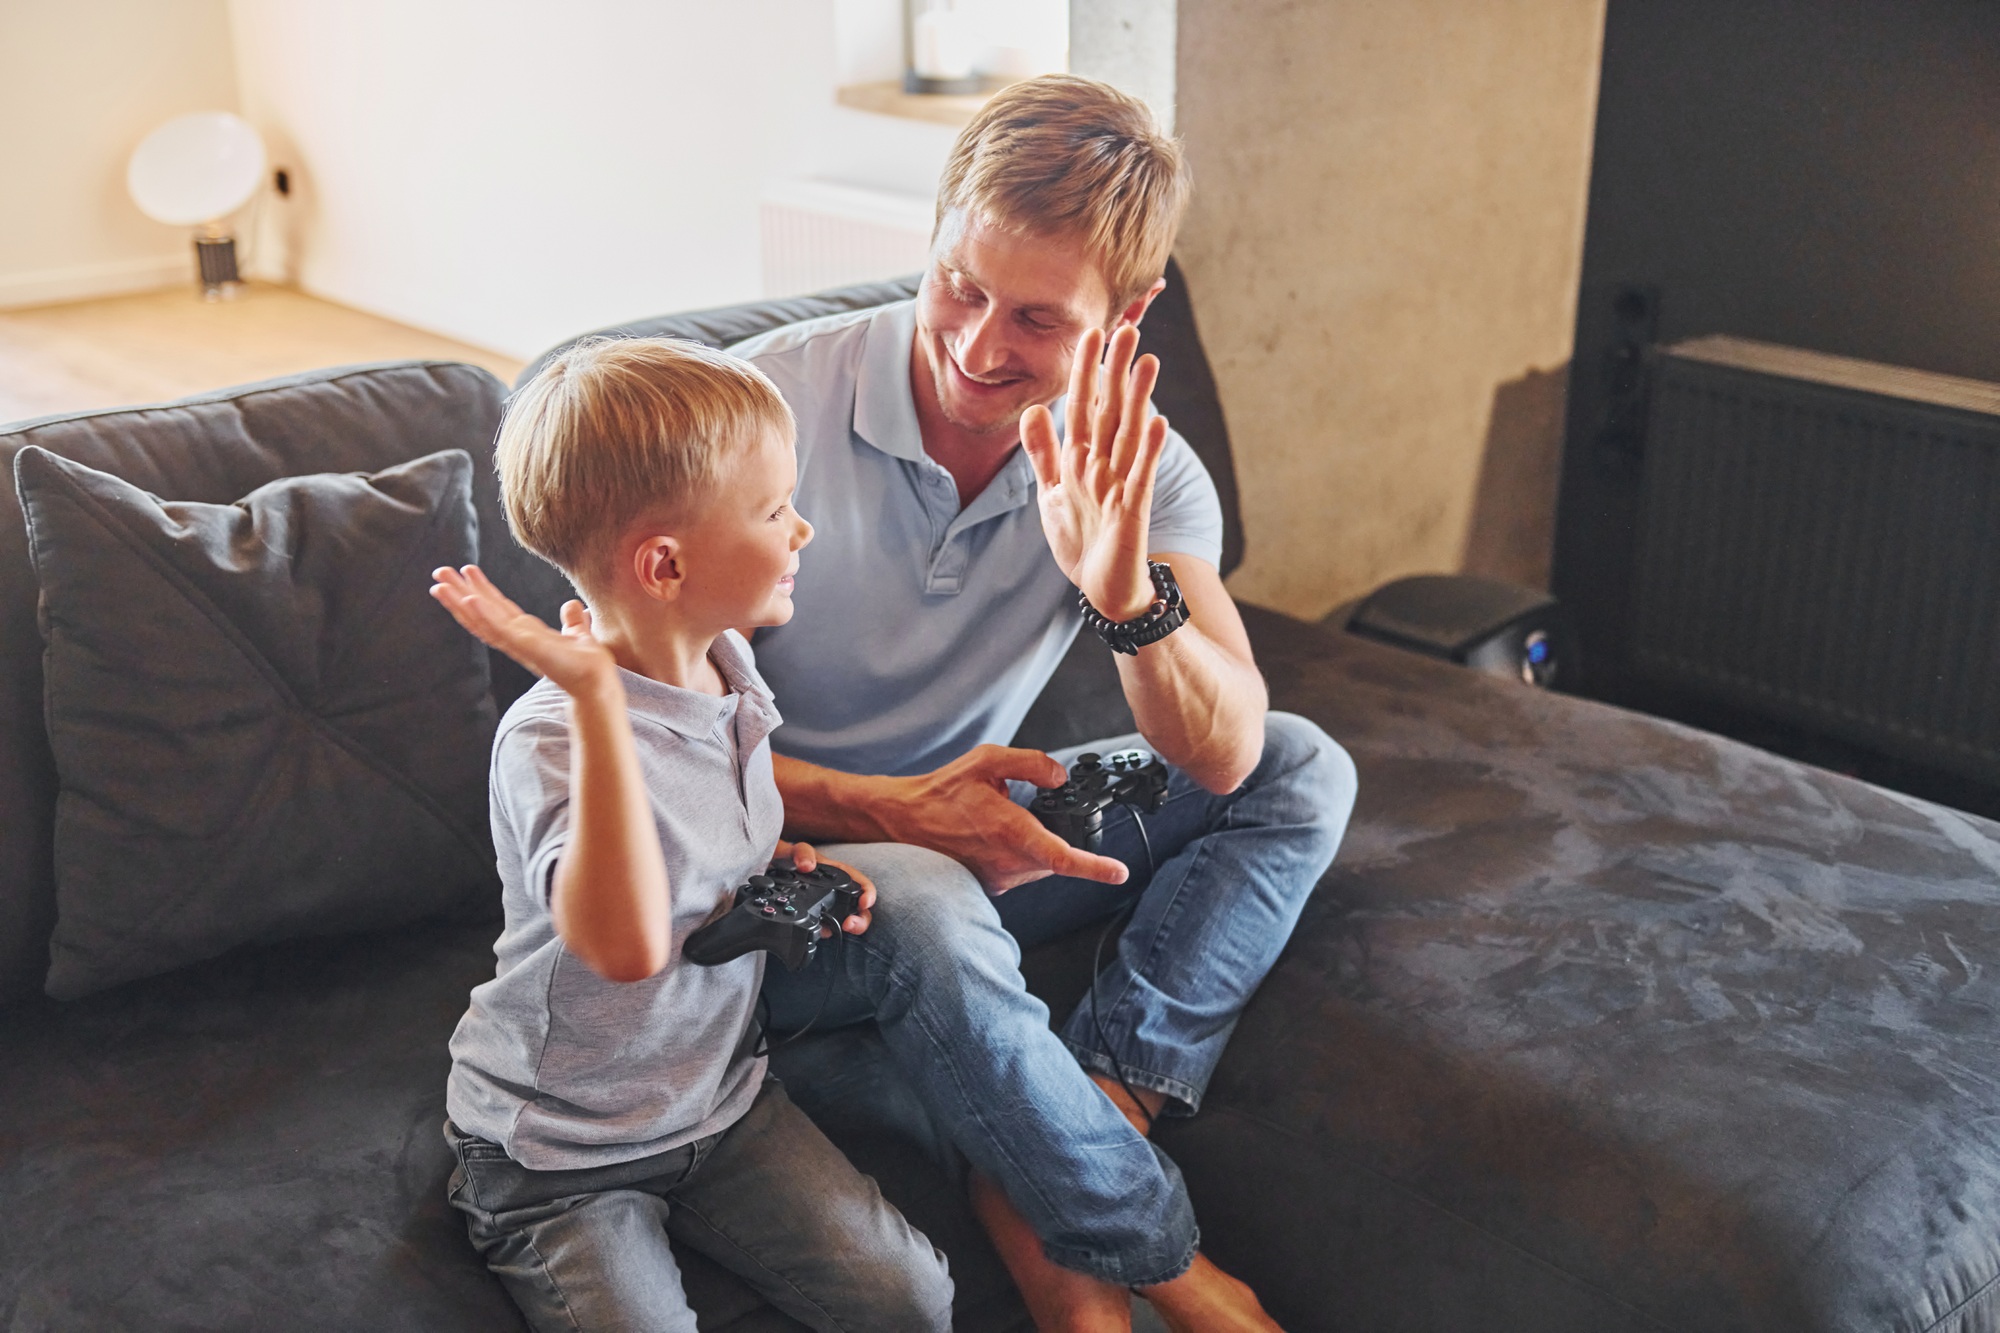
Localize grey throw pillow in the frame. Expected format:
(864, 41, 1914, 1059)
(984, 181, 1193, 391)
(15, 446, 498, 999)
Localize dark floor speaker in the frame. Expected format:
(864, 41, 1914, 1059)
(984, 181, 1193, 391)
(1341, 575, 1571, 688)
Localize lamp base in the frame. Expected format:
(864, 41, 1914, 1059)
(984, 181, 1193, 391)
(194, 233, 242, 300)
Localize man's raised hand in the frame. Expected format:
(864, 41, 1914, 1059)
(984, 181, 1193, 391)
(430, 565, 618, 697)
(1019, 323, 1172, 623)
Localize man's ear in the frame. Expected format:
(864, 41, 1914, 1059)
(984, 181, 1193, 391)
(631, 534, 686, 603)
(1113, 277, 1168, 333)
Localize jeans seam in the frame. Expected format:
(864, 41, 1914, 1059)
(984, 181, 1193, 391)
(1094, 802, 1216, 1062)
(669, 1195, 842, 1330)
(513, 1224, 586, 1331)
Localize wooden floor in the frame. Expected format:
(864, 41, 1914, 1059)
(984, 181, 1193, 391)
(0, 283, 524, 425)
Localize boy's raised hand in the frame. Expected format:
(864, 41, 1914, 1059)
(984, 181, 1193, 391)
(431, 565, 618, 697)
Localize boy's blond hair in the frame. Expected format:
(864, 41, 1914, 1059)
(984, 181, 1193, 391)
(937, 74, 1192, 312)
(496, 337, 794, 587)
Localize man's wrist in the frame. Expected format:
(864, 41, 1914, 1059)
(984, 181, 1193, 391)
(1082, 567, 1156, 622)
(1081, 561, 1191, 657)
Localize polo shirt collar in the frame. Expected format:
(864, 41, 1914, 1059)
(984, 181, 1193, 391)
(616, 630, 779, 743)
(852, 299, 928, 462)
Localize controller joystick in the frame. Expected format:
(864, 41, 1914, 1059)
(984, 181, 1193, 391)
(683, 858, 864, 972)
(1031, 749, 1169, 854)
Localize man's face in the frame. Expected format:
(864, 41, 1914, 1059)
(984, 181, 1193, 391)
(913, 210, 1116, 438)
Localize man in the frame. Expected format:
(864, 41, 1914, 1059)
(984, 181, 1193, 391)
(734, 75, 1357, 1330)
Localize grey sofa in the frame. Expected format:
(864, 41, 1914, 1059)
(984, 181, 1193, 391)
(5, 270, 2000, 1333)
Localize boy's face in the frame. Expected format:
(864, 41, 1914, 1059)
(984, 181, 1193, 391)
(675, 427, 812, 629)
(914, 210, 1120, 438)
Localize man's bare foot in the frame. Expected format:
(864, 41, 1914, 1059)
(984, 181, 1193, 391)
(970, 1169, 1132, 1331)
(1080, 1079, 1283, 1331)
(1139, 1253, 1284, 1333)
(1088, 1071, 1167, 1137)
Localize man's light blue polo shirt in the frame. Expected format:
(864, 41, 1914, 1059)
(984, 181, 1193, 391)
(733, 299, 1223, 778)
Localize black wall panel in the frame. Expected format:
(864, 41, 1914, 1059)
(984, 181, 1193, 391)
(1554, 0, 2000, 710)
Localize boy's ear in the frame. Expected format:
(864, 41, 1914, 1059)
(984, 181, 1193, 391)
(631, 535, 686, 602)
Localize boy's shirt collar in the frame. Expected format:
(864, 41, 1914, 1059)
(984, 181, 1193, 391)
(615, 629, 779, 750)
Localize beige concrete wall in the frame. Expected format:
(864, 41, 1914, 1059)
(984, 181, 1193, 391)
(1175, 0, 1605, 617)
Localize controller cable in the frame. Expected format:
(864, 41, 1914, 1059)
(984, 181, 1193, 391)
(750, 923, 843, 1059)
(1087, 810, 1158, 1135)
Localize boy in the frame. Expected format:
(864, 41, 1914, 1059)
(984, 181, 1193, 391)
(429, 337, 953, 1332)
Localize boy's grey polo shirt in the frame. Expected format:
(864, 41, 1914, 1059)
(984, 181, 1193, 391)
(734, 299, 1224, 778)
(446, 630, 782, 1171)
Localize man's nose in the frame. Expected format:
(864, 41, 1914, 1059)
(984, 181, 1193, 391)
(956, 304, 1011, 375)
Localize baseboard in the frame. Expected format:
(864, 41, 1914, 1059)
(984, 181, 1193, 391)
(0, 255, 190, 311)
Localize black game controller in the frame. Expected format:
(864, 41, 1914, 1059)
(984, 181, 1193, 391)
(1031, 749, 1169, 854)
(683, 859, 864, 972)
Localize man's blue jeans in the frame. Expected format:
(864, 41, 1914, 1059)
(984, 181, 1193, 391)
(762, 711, 1356, 1284)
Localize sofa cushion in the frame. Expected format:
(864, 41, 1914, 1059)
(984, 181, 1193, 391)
(1159, 608, 2000, 1332)
(0, 917, 1031, 1332)
(0, 363, 576, 1006)
(16, 447, 495, 999)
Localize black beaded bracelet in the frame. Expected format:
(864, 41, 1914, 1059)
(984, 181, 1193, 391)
(1079, 560, 1191, 656)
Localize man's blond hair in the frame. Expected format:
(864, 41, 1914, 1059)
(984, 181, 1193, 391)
(496, 337, 794, 587)
(937, 74, 1191, 312)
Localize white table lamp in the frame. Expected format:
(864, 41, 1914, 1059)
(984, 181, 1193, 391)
(127, 112, 267, 299)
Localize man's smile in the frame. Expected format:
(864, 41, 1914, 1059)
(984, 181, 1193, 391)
(944, 343, 1030, 394)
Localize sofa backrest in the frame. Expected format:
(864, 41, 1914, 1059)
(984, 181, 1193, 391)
(514, 258, 1246, 578)
(0, 361, 573, 1005)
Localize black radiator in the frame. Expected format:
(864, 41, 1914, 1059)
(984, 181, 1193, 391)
(1629, 336, 2000, 786)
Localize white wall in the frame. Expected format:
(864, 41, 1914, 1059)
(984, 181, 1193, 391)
(0, 0, 242, 308)
(228, 0, 960, 361)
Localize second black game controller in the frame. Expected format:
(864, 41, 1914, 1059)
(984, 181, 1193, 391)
(683, 858, 864, 972)
(1031, 749, 1169, 854)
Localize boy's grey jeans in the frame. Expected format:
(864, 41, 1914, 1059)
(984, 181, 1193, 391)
(444, 1078, 952, 1333)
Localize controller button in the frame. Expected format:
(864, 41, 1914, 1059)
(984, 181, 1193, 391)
(781, 904, 798, 916)
(759, 904, 778, 916)
(750, 875, 776, 891)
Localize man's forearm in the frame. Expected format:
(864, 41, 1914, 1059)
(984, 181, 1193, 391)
(772, 753, 903, 844)
(1116, 621, 1268, 794)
